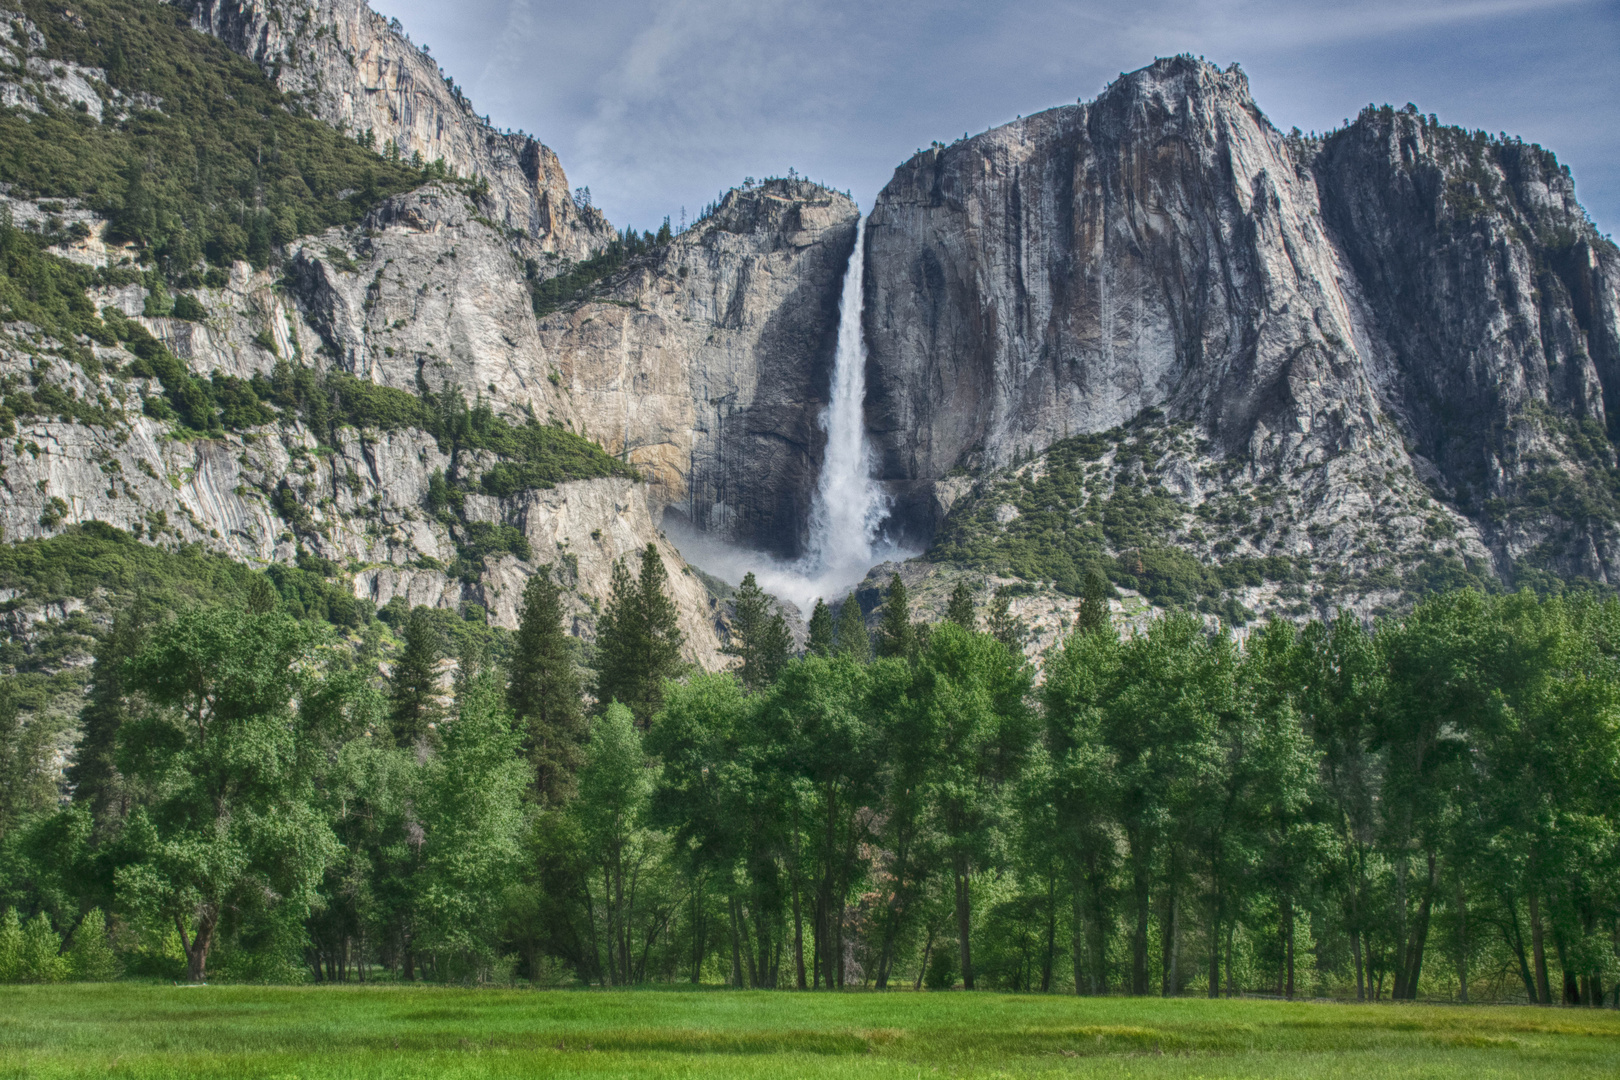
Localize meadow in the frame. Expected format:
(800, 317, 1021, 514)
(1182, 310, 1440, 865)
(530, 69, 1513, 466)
(2, 986, 1618, 1079)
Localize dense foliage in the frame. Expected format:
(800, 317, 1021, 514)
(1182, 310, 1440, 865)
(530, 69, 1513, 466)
(2, 548, 1618, 1002)
(0, 0, 423, 282)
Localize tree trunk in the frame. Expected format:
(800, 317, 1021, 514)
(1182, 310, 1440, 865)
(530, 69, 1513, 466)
(1530, 888, 1552, 1005)
(1041, 872, 1056, 993)
(1455, 879, 1468, 1003)
(792, 870, 807, 990)
(689, 873, 706, 984)
(1162, 882, 1179, 997)
(1502, 891, 1539, 1003)
(1225, 920, 1237, 997)
(1131, 847, 1151, 996)
(915, 924, 934, 992)
(178, 909, 216, 983)
(728, 896, 743, 988)
(1283, 896, 1295, 1000)
(955, 854, 974, 990)
(1351, 928, 1365, 1001)
(1073, 882, 1088, 996)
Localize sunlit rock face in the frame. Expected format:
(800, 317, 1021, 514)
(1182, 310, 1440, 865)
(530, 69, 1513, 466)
(864, 55, 1620, 587)
(172, 0, 614, 259)
(541, 180, 860, 558)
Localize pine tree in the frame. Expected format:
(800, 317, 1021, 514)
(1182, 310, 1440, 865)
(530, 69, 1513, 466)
(508, 566, 587, 805)
(875, 574, 917, 660)
(946, 579, 977, 630)
(1076, 569, 1113, 636)
(987, 587, 1025, 651)
(834, 593, 870, 663)
(66, 909, 118, 981)
(69, 600, 148, 832)
(726, 572, 792, 692)
(594, 544, 685, 727)
(389, 607, 443, 747)
(807, 598, 834, 657)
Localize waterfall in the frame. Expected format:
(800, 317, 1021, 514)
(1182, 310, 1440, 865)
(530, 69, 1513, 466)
(687, 214, 904, 614)
(798, 216, 889, 593)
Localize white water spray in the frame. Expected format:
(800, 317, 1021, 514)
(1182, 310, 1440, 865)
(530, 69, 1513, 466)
(671, 215, 908, 614)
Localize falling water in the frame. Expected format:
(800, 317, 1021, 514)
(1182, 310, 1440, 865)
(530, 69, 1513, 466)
(797, 216, 891, 588)
(674, 215, 905, 614)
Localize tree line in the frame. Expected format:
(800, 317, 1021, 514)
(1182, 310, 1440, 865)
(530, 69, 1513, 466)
(1, 552, 1617, 1004)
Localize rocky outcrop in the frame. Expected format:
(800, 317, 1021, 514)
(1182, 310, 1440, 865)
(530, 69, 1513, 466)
(167, 0, 613, 259)
(1314, 109, 1620, 581)
(285, 185, 580, 424)
(864, 56, 1620, 595)
(541, 180, 860, 556)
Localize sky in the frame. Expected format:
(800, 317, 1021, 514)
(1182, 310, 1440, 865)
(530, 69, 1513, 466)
(368, 0, 1620, 236)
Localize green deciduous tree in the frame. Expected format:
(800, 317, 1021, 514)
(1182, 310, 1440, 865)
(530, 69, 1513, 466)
(911, 622, 1037, 988)
(577, 701, 664, 985)
(114, 607, 338, 982)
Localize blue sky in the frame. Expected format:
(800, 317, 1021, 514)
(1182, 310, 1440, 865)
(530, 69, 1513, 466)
(370, 0, 1620, 236)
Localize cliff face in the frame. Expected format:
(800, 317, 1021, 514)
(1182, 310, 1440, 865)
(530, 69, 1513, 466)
(1314, 112, 1620, 581)
(285, 186, 580, 425)
(865, 56, 1620, 598)
(1, 112, 726, 669)
(168, 0, 613, 259)
(541, 180, 860, 557)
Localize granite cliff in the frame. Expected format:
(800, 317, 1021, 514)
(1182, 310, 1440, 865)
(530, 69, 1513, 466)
(539, 180, 859, 557)
(864, 56, 1620, 620)
(168, 0, 614, 260)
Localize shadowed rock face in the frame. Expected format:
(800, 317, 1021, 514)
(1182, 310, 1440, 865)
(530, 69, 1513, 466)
(543, 180, 860, 558)
(864, 55, 1620, 586)
(1314, 111, 1620, 577)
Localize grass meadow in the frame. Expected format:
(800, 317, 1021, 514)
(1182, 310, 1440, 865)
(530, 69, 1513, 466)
(2, 985, 1619, 1078)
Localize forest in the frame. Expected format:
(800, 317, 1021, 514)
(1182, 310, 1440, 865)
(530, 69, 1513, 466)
(1, 543, 1617, 1006)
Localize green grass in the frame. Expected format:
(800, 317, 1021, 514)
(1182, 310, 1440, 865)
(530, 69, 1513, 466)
(2, 986, 1617, 1078)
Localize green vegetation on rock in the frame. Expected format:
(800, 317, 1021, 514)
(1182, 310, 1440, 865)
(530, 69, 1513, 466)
(0, 0, 423, 281)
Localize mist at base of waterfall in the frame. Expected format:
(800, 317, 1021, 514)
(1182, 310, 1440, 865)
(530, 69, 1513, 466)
(663, 521, 918, 618)
(665, 215, 915, 616)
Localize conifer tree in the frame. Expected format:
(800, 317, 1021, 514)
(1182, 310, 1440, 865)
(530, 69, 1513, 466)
(389, 607, 443, 746)
(508, 566, 586, 805)
(66, 909, 118, 981)
(68, 600, 148, 833)
(987, 587, 1025, 651)
(726, 572, 792, 692)
(807, 598, 835, 657)
(594, 544, 685, 726)
(834, 593, 870, 663)
(1076, 569, 1113, 636)
(875, 574, 917, 660)
(946, 579, 977, 630)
